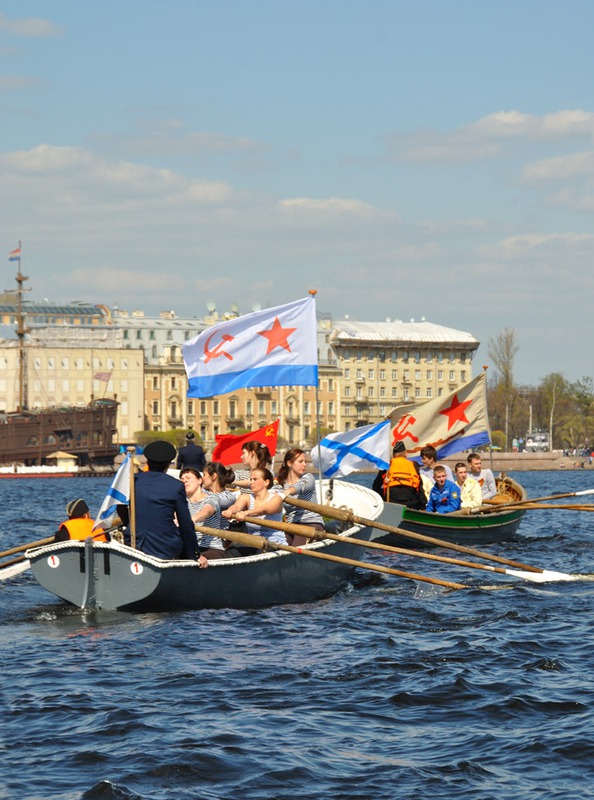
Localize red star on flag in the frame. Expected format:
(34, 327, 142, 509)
(439, 393, 472, 430)
(258, 316, 297, 354)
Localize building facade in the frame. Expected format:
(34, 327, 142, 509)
(0, 296, 480, 452)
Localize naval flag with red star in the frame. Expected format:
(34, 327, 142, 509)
(388, 373, 491, 460)
(182, 296, 318, 398)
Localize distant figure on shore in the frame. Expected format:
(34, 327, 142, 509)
(466, 453, 497, 499)
(176, 431, 206, 472)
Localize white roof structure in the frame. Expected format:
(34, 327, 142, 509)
(329, 319, 478, 346)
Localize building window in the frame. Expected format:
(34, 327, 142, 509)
(414, 351, 421, 363)
(427, 370, 432, 380)
(437, 352, 444, 363)
(403, 370, 409, 380)
(170, 401, 177, 418)
(461, 370, 466, 381)
(258, 401, 265, 415)
(415, 370, 421, 381)
(379, 369, 386, 380)
(136, 330, 142, 340)
(344, 369, 350, 379)
(426, 351, 433, 363)
(368, 369, 374, 380)
(149, 330, 155, 340)
(403, 351, 409, 363)
(450, 352, 456, 363)
(380, 387, 386, 397)
(271, 401, 278, 415)
(415, 387, 421, 398)
(427, 388, 432, 398)
(188, 401, 194, 415)
(304, 401, 311, 414)
(344, 386, 350, 397)
(438, 370, 443, 381)
(449, 370, 455, 381)
(121, 359, 128, 369)
(246, 400, 253, 415)
(152, 401, 159, 414)
(368, 387, 374, 397)
(152, 346, 157, 358)
(200, 401, 206, 415)
(328, 401, 334, 415)
(213, 401, 219, 415)
(356, 387, 363, 399)
(356, 369, 363, 379)
(152, 377, 159, 390)
(229, 400, 236, 418)
(391, 370, 397, 380)
(328, 379, 334, 391)
(171, 377, 177, 390)
(392, 387, 397, 397)
(391, 352, 397, 363)
(123, 330, 129, 340)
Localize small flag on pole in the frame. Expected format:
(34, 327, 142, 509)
(94, 371, 112, 382)
(8, 246, 21, 262)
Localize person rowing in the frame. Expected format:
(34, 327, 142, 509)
(276, 448, 325, 546)
(222, 467, 284, 545)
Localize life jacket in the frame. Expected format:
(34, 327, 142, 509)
(59, 517, 107, 543)
(383, 456, 420, 491)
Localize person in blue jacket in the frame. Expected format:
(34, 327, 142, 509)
(127, 439, 208, 565)
(426, 465, 461, 514)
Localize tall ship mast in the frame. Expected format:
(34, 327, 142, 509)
(0, 246, 119, 469)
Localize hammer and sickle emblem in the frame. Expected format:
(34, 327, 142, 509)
(391, 414, 419, 445)
(203, 331, 235, 364)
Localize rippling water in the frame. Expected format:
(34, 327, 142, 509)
(2, 471, 594, 800)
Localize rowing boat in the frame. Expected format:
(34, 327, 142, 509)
(26, 479, 387, 611)
(377, 475, 527, 546)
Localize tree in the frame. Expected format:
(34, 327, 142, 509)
(538, 373, 571, 450)
(487, 328, 520, 448)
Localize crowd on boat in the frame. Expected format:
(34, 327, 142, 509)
(52, 434, 499, 566)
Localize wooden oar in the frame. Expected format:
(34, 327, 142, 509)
(509, 503, 594, 512)
(234, 516, 579, 584)
(481, 488, 594, 513)
(283, 496, 571, 579)
(0, 557, 30, 580)
(195, 525, 467, 590)
(0, 537, 55, 560)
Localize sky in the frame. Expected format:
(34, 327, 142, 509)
(1, 0, 593, 386)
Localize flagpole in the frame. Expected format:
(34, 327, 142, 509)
(127, 446, 137, 549)
(309, 289, 324, 501)
(482, 366, 495, 474)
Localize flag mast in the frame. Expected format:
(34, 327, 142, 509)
(309, 289, 324, 501)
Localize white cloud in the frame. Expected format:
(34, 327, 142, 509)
(384, 109, 594, 164)
(0, 12, 62, 37)
(0, 74, 44, 91)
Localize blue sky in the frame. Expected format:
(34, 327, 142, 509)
(1, 1, 593, 385)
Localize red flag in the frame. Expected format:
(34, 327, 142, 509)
(212, 420, 279, 466)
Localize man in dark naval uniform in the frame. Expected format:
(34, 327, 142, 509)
(129, 440, 207, 566)
(176, 431, 206, 472)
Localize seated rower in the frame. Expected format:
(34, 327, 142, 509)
(454, 462, 483, 513)
(373, 440, 426, 510)
(222, 467, 284, 548)
(276, 448, 325, 546)
(467, 453, 497, 500)
(426, 466, 461, 514)
(55, 498, 107, 543)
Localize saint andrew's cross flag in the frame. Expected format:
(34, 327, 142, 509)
(211, 420, 279, 466)
(389, 373, 491, 460)
(312, 420, 391, 479)
(182, 297, 318, 399)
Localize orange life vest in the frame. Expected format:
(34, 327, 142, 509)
(383, 456, 420, 491)
(59, 518, 107, 543)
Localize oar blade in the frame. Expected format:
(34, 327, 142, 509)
(505, 568, 579, 583)
(0, 559, 30, 580)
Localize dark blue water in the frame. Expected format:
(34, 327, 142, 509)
(2, 472, 594, 800)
